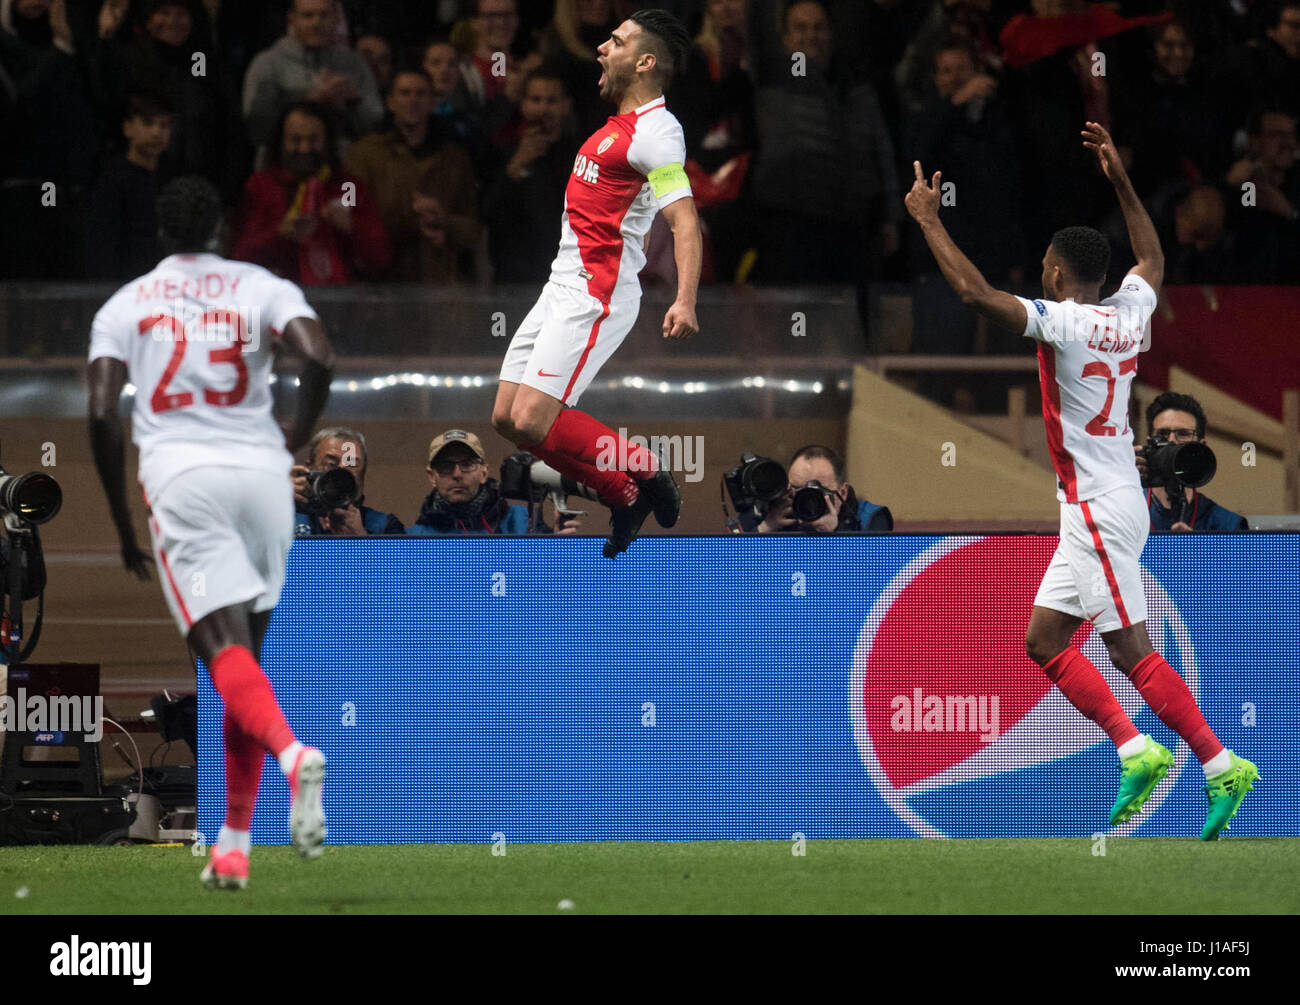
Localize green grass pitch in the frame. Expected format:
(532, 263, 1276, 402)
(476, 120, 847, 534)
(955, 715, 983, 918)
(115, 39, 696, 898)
(2, 839, 1297, 914)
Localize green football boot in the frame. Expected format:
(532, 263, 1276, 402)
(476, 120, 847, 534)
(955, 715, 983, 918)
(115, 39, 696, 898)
(1201, 753, 1259, 841)
(1110, 735, 1174, 826)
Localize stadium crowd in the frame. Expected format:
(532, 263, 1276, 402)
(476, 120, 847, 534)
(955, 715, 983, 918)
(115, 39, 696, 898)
(2, 0, 1297, 292)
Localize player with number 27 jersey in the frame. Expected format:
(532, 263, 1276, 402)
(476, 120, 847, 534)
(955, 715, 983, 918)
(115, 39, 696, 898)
(904, 121, 1257, 841)
(1016, 272, 1156, 505)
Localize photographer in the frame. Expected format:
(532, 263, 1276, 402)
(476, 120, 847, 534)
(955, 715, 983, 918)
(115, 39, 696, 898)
(747, 446, 893, 534)
(408, 430, 533, 536)
(291, 427, 405, 536)
(1137, 393, 1247, 531)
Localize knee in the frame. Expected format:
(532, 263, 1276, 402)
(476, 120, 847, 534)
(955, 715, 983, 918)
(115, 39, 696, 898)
(1026, 633, 1065, 669)
(509, 402, 553, 446)
(491, 406, 515, 441)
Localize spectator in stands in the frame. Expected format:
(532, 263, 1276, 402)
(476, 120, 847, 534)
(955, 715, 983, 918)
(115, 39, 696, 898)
(93, 0, 244, 199)
(1158, 184, 1238, 285)
(420, 35, 492, 177)
(1223, 106, 1300, 282)
(0, 0, 97, 278)
(86, 91, 173, 279)
(292, 426, 406, 536)
(461, 0, 523, 107)
(1001, 0, 1169, 257)
(748, 445, 893, 534)
(904, 34, 1027, 406)
(345, 68, 480, 283)
(408, 430, 531, 535)
(673, 0, 756, 283)
(1112, 18, 1217, 197)
(356, 33, 393, 95)
(242, 0, 383, 157)
(540, 0, 625, 137)
(895, 0, 1002, 116)
(1213, 0, 1300, 137)
(232, 101, 391, 284)
(749, 1, 899, 327)
(1137, 393, 1247, 531)
(481, 66, 577, 284)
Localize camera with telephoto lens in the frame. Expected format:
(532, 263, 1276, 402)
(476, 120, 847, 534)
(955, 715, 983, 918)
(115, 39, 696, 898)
(301, 467, 358, 517)
(724, 453, 787, 522)
(1140, 436, 1216, 492)
(0, 463, 62, 527)
(723, 454, 835, 526)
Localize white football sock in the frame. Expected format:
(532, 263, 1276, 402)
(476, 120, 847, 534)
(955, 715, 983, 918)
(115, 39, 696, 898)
(277, 740, 304, 776)
(1202, 748, 1232, 778)
(1117, 734, 1146, 760)
(216, 826, 251, 856)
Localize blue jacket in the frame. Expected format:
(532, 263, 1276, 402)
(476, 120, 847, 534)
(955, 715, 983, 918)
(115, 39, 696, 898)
(854, 499, 894, 532)
(406, 479, 533, 535)
(294, 505, 405, 537)
(1147, 489, 1247, 531)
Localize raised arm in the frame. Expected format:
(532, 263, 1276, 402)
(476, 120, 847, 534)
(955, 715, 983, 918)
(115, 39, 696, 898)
(904, 161, 1027, 334)
(1082, 120, 1163, 295)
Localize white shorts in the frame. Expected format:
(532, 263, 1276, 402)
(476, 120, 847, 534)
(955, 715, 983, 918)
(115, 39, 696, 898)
(145, 466, 294, 635)
(498, 281, 639, 405)
(1034, 484, 1149, 633)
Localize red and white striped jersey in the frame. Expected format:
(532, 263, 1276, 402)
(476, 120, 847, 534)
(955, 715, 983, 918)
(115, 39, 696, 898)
(1015, 272, 1158, 503)
(88, 253, 317, 500)
(547, 96, 692, 304)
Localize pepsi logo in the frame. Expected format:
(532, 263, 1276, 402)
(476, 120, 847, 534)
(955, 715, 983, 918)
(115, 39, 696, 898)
(850, 536, 1196, 837)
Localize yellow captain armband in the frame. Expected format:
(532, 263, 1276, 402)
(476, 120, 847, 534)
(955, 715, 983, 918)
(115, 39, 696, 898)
(648, 162, 689, 199)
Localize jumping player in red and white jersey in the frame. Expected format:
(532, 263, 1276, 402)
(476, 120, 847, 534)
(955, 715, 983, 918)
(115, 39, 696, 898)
(905, 123, 1257, 840)
(492, 8, 702, 558)
(88, 177, 337, 887)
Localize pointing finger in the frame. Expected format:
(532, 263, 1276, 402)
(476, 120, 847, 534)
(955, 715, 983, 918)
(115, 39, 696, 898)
(913, 160, 924, 182)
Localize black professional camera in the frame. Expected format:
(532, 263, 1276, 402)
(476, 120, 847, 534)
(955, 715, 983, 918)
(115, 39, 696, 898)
(723, 453, 835, 528)
(300, 467, 358, 517)
(1140, 436, 1216, 492)
(0, 463, 62, 526)
(724, 453, 786, 523)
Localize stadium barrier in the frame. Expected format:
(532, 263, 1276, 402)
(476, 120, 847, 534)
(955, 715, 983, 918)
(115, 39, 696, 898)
(197, 533, 1298, 843)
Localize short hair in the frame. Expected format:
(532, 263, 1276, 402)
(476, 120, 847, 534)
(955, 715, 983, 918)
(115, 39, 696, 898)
(1244, 103, 1295, 137)
(1147, 392, 1207, 439)
(790, 444, 845, 485)
(309, 426, 369, 474)
(267, 101, 338, 167)
(521, 63, 568, 97)
(1269, 0, 1300, 30)
(387, 66, 433, 96)
(156, 176, 223, 253)
(1049, 226, 1110, 284)
(783, 0, 829, 32)
(934, 33, 978, 69)
(125, 91, 175, 122)
(629, 8, 691, 83)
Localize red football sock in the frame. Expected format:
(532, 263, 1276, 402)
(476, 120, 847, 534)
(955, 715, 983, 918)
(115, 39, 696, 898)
(1042, 647, 1140, 748)
(1128, 652, 1224, 763)
(223, 712, 264, 831)
(524, 408, 654, 508)
(208, 644, 296, 757)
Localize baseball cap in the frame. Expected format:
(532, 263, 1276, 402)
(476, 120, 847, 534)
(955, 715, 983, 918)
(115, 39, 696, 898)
(427, 429, 487, 466)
